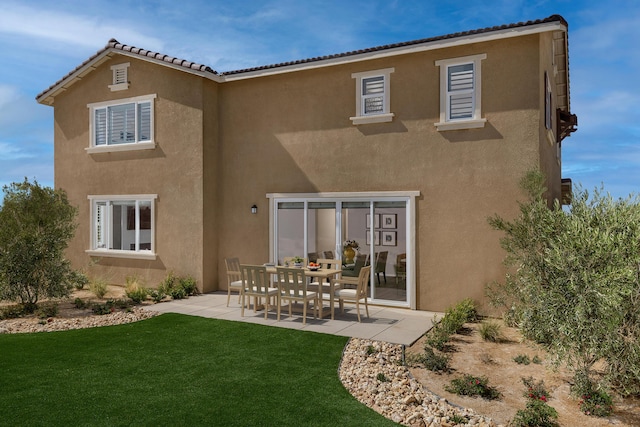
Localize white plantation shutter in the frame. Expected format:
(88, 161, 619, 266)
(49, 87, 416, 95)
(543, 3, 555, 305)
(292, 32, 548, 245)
(89, 95, 155, 147)
(362, 76, 385, 115)
(137, 101, 151, 141)
(94, 108, 107, 146)
(447, 63, 474, 120)
(108, 103, 136, 144)
(95, 202, 107, 248)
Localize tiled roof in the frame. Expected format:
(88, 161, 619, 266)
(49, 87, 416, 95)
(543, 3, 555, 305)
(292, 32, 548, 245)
(109, 38, 216, 74)
(221, 15, 568, 76)
(36, 39, 217, 103)
(37, 15, 567, 103)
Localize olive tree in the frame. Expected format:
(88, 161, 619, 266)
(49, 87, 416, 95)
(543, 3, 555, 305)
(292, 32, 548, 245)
(0, 179, 78, 310)
(487, 170, 640, 396)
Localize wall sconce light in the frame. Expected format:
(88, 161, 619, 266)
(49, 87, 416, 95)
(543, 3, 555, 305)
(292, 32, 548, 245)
(251, 204, 258, 214)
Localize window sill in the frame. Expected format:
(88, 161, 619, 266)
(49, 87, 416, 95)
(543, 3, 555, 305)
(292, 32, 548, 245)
(86, 249, 157, 261)
(350, 113, 394, 125)
(434, 118, 487, 131)
(86, 141, 156, 154)
(108, 83, 129, 92)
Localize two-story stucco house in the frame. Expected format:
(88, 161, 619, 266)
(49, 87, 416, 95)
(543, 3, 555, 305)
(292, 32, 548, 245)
(36, 15, 577, 312)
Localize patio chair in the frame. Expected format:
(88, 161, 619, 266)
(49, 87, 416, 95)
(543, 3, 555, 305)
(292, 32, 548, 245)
(340, 253, 369, 285)
(275, 267, 318, 325)
(240, 264, 278, 319)
(308, 258, 342, 293)
(307, 252, 319, 263)
(375, 251, 388, 285)
(332, 265, 371, 322)
(224, 257, 243, 307)
(322, 250, 334, 259)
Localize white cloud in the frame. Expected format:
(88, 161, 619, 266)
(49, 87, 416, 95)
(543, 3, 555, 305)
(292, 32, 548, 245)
(0, 142, 34, 160)
(0, 2, 164, 52)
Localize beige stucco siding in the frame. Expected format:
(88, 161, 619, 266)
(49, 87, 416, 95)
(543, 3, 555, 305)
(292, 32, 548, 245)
(215, 35, 548, 311)
(54, 55, 213, 290)
(49, 28, 567, 312)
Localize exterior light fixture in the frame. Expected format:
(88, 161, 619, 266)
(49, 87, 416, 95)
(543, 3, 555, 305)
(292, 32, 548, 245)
(251, 204, 258, 214)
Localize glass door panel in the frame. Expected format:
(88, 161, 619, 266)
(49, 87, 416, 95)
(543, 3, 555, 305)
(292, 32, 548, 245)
(307, 202, 336, 262)
(272, 195, 411, 308)
(372, 201, 407, 302)
(276, 202, 304, 264)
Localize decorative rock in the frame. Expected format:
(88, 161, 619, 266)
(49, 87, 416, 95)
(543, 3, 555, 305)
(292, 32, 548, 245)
(339, 338, 498, 426)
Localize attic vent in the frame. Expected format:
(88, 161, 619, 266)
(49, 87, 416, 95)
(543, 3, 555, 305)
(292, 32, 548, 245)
(109, 63, 130, 92)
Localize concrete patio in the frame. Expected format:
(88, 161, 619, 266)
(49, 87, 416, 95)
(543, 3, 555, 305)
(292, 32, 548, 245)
(142, 292, 438, 346)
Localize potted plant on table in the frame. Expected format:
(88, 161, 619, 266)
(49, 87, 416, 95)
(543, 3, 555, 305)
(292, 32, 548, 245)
(343, 240, 360, 264)
(291, 256, 304, 268)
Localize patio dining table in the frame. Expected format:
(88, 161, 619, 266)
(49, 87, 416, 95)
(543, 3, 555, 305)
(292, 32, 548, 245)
(265, 265, 341, 320)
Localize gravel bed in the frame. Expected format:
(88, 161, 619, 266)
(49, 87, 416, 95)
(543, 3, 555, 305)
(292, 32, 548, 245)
(0, 307, 158, 334)
(339, 338, 500, 427)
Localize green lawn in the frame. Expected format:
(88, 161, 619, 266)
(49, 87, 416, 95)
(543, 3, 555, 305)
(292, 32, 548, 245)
(0, 314, 397, 426)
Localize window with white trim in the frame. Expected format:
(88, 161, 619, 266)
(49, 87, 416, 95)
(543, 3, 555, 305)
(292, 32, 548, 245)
(87, 94, 156, 153)
(435, 54, 487, 131)
(350, 68, 395, 125)
(109, 63, 130, 91)
(88, 195, 156, 259)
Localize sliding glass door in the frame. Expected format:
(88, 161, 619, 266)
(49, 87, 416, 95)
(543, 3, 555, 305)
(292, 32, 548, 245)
(270, 192, 417, 308)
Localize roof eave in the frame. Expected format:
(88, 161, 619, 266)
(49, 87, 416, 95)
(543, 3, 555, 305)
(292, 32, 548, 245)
(221, 19, 567, 82)
(36, 47, 221, 106)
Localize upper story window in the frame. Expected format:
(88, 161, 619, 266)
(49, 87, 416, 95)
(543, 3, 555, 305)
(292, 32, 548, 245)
(109, 63, 130, 92)
(545, 72, 553, 131)
(87, 195, 157, 260)
(435, 54, 487, 131)
(350, 68, 395, 125)
(87, 94, 156, 153)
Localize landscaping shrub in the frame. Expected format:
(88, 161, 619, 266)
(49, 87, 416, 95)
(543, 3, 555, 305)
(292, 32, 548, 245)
(487, 169, 640, 396)
(511, 399, 559, 427)
(0, 179, 78, 306)
(445, 374, 501, 400)
(419, 346, 450, 373)
(441, 298, 477, 334)
(522, 377, 549, 402)
(36, 302, 59, 319)
(69, 270, 90, 290)
(179, 276, 198, 296)
(424, 298, 478, 352)
(425, 322, 451, 351)
(0, 304, 28, 320)
(572, 372, 614, 417)
(125, 276, 148, 304)
(513, 354, 531, 365)
(478, 319, 503, 342)
(74, 298, 87, 309)
(148, 287, 167, 303)
(89, 279, 108, 299)
(376, 373, 389, 382)
(90, 299, 132, 315)
(579, 389, 614, 417)
(158, 271, 198, 300)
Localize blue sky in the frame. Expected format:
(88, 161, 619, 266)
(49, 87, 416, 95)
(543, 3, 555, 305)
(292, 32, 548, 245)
(1, 0, 639, 199)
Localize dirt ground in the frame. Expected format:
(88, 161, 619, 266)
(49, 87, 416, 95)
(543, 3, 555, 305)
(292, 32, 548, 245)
(0, 285, 130, 318)
(407, 320, 640, 426)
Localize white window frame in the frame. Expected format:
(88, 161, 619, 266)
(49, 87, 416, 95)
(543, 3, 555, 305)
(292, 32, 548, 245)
(86, 195, 157, 260)
(350, 68, 395, 125)
(87, 94, 156, 153)
(435, 54, 487, 131)
(266, 191, 419, 309)
(109, 62, 130, 92)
